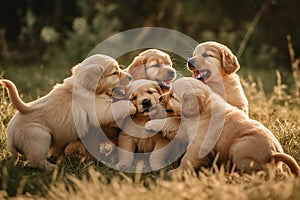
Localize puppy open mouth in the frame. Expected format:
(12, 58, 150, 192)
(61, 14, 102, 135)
(112, 87, 126, 99)
(158, 80, 172, 89)
(142, 107, 153, 114)
(192, 69, 211, 81)
(165, 109, 174, 115)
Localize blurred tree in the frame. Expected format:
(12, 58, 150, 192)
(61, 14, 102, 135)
(0, 0, 299, 69)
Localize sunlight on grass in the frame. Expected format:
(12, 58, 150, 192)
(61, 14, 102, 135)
(0, 65, 299, 199)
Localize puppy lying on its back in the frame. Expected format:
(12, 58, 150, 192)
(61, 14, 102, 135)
(1, 54, 136, 170)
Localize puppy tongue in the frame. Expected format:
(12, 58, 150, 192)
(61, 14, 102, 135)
(120, 88, 126, 95)
(164, 80, 172, 85)
(192, 73, 200, 79)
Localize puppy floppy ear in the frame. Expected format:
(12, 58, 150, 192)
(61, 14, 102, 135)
(77, 65, 104, 92)
(127, 56, 147, 79)
(153, 82, 164, 95)
(182, 92, 200, 118)
(221, 48, 240, 74)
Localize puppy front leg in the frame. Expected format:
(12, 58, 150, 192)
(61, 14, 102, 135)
(95, 100, 136, 126)
(167, 141, 202, 176)
(115, 132, 135, 170)
(149, 138, 170, 171)
(145, 117, 180, 140)
(111, 100, 137, 120)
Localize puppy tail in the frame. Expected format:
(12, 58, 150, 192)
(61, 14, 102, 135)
(0, 79, 31, 114)
(272, 153, 300, 176)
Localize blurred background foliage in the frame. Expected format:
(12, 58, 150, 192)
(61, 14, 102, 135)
(0, 0, 299, 98)
(0, 0, 299, 67)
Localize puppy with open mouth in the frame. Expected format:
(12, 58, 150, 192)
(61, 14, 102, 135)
(125, 49, 176, 90)
(187, 41, 248, 115)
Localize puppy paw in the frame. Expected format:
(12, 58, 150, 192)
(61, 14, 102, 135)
(112, 100, 136, 119)
(145, 119, 165, 133)
(149, 104, 167, 119)
(128, 102, 137, 115)
(115, 162, 130, 170)
(99, 142, 114, 156)
(166, 168, 182, 177)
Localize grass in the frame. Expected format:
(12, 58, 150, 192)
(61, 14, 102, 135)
(0, 62, 299, 199)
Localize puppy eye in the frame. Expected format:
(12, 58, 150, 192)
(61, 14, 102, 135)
(202, 53, 211, 58)
(112, 72, 118, 75)
(130, 96, 137, 101)
(147, 91, 154, 94)
(152, 64, 161, 67)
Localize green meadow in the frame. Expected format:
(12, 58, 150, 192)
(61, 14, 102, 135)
(0, 61, 299, 199)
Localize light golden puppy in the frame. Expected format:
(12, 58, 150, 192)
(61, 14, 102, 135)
(116, 80, 173, 171)
(148, 77, 300, 176)
(125, 49, 176, 88)
(1, 54, 136, 170)
(187, 41, 248, 115)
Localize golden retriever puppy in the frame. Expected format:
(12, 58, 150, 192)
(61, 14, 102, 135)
(149, 77, 300, 176)
(116, 79, 174, 171)
(187, 41, 248, 115)
(125, 49, 176, 88)
(1, 54, 136, 170)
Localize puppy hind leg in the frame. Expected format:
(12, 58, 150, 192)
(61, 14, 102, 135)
(230, 141, 264, 174)
(234, 158, 263, 174)
(24, 127, 56, 171)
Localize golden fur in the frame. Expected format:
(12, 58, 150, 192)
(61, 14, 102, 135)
(1, 54, 136, 170)
(116, 80, 174, 170)
(147, 77, 300, 176)
(187, 41, 248, 115)
(65, 49, 176, 159)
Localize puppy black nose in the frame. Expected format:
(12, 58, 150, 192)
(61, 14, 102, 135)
(142, 99, 152, 109)
(167, 70, 175, 77)
(187, 59, 195, 69)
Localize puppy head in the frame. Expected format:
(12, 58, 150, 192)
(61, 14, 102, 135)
(126, 79, 163, 116)
(74, 54, 131, 97)
(187, 41, 240, 83)
(162, 77, 211, 118)
(127, 49, 176, 87)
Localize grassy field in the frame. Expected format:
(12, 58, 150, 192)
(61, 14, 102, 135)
(0, 62, 299, 199)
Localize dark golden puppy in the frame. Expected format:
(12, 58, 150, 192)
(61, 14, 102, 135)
(116, 80, 173, 171)
(1, 55, 136, 170)
(187, 41, 248, 115)
(125, 49, 176, 88)
(147, 78, 300, 176)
